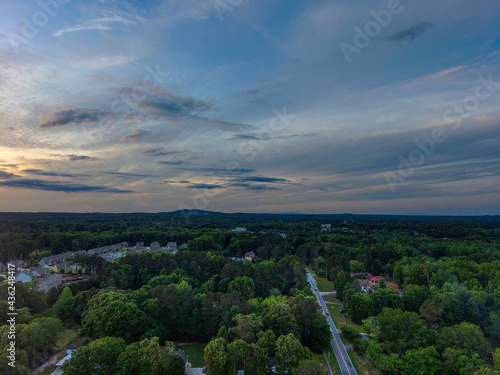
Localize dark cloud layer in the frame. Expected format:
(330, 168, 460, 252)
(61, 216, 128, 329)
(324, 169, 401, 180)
(120, 129, 149, 143)
(22, 168, 81, 178)
(0, 170, 18, 179)
(38, 107, 109, 129)
(385, 22, 435, 45)
(0, 178, 133, 193)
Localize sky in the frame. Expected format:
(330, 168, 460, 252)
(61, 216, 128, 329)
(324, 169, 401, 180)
(0, 0, 499, 215)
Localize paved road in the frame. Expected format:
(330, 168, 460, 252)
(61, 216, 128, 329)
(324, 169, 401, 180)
(307, 272, 357, 375)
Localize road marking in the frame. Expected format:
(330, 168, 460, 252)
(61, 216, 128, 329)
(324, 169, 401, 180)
(308, 274, 355, 375)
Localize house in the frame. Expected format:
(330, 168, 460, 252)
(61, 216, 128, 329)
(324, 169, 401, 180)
(280, 233, 287, 239)
(51, 346, 83, 375)
(0, 262, 6, 272)
(45, 274, 63, 287)
(178, 243, 188, 250)
(102, 252, 122, 262)
(358, 279, 371, 293)
(166, 242, 177, 251)
(29, 268, 50, 278)
(15, 271, 33, 283)
(231, 257, 246, 262)
(150, 242, 160, 251)
(53, 263, 69, 273)
(69, 250, 87, 259)
(9, 259, 28, 269)
(233, 227, 247, 232)
(244, 251, 256, 262)
(321, 224, 331, 231)
(38, 278, 59, 293)
(370, 276, 380, 285)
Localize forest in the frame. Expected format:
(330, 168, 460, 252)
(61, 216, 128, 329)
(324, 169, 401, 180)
(0, 211, 499, 374)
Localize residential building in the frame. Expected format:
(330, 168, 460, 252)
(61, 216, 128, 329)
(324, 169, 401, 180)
(53, 263, 69, 273)
(244, 251, 256, 262)
(45, 274, 63, 287)
(38, 278, 59, 293)
(166, 242, 177, 251)
(321, 224, 331, 231)
(9, 259, 28, 269)
(150, 242, 160, 251)
(233, 227, 247, 232)
(29, 268, 50, 278)
(15, 272, 33, 283)
(370, 276, 380, 285)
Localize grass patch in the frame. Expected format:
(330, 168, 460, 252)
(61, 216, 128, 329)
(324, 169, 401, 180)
(327, 305, 364, 334)
(348, 349, 379, 375)
(177, 342, 206, 367)
(314, 276, 335, 292)
(323, 295, 341, 304)
(56, 330, 79, 349)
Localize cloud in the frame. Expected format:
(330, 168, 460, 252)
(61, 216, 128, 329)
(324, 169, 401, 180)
(22, 169, 81, 178)
(120, 129, 149, 143)
(52, 13, 141, 37)
(235, 176, 290, 184)
(52, 154, 98, 161)
(134, 89, 212, 117)
(385, 22, 435, 45)
(205, 119, 256, 132)
(66, 154, 98, 161)
(100, 171, 153, 178)
(157, 160, 192, 165)
(188, 183, 222, 189)
(38, 107, 109, 129)
(0, 178, 133, 193)
(0, 170, 18, 179)
(142, 148, 185, 157)
(177, 167, 255, 175)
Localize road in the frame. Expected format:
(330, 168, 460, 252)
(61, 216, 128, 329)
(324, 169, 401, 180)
(307, 272, 357, 375)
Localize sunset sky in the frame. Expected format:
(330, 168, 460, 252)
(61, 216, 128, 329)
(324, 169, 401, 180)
(0, 0, 499, 214)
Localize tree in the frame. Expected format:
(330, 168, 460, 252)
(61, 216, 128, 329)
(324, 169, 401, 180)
(275, 333, 312, 373)
(345, 292, 373, 323)
(334, 271, 348, 300)
(488, 311, 500, 340)
(63, 337, 126, 375)
(376, 308, 427, 354)
(82, 292, 150, 343)
(495, 348, 500, 371)
(294, 360, 324, 375)
(139, 337, 183, 375)
(403, 284, 429, 312)
(350, 260, 365, 273)
(289, 296, 331, 352)
(204, 338, 228, 375)
(228, 276, 255, 299)
(228, 314, 263, 343)
(227, 339, 250, 374)
(53, 287, 73, 324)
(437, 322, 488, 355)
(263, 303, 300, 338)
